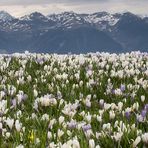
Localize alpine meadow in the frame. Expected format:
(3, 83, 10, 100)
(0, 0, 148, 148)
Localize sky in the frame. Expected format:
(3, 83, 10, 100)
(0, 0, 148, 17)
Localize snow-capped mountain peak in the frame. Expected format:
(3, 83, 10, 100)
(47, 11, 88, 28)
(46, 11, 121, 30)
(0, 11, 14, 21)
(48, 11, 80, 21)
(84, 12, 120, 26)
(20, 12, 47, 21)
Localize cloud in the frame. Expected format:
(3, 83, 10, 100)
(0, 0, 104, 6)
(0, 0, 148, 17)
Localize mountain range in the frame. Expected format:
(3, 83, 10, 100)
(0, 11, 148, 53)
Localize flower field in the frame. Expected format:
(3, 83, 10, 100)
(0, 51, 148, 148)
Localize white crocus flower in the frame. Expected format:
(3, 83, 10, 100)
(85, 113, 92, 123)
(47, 131, 52, 139)
(5, 132, 11, 138)
(15, 120, 22, 132)
(141, 95, 145, 102)
(72, 139, 80, 148)
(59, 116, 65, 125)
(0, 122, 2, 129)
(113, 132, 123, 142)
(141, 133, 148, 144)
(95, 145, 100, 148)
(58, 129, 64, 138)
(89, 139, 95, 148)
(16, 144, 24, 148)
(41, 114, 49, 121)
(104, 103, 111, 110)
(118, 102, 123, 111)
(133, 136, 141, 148)
(33, 89, 38, 97)
(97, 115, 102, 122)
(5, 118, 14, 129)
(109, 110, 115, 120)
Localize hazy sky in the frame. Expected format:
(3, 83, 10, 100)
(0, 0, 148, 17)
